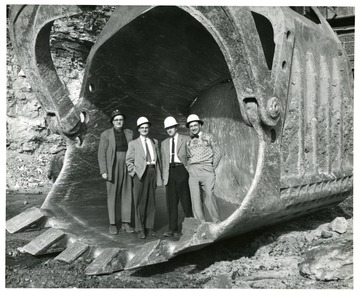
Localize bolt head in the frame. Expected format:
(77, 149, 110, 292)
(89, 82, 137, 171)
(267, 97, 280, 118)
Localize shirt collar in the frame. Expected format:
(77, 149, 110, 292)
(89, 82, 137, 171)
(140, 135, 148, 141)
(114, 127, 124, 132)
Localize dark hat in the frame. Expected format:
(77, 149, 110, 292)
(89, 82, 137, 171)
(110, 109, 126, 123)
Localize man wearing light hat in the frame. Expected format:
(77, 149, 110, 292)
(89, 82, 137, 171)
(98, 109, 134, 235)
(161, 117, 193, 237)
(186, 114, 221, 223)
(126, 117, 162, 239)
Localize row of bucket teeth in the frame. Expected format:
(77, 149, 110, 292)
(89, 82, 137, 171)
(6, 207, 218, 275)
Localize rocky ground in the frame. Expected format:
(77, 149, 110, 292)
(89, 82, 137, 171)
(5, 190, 353, 289)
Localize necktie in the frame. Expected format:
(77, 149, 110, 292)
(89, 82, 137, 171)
(171, 137, 175, 164)
(145, 138, 152, 163)
(191, 134, 199, 139)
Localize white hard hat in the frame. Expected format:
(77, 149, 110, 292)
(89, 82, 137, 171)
(164, 116, 178, 129)
(137, 116, 151, 127)
(186, 114, 204, 127)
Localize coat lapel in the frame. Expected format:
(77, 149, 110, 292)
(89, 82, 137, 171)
(164, 138, 170, 161)
(124, 129, 132, 143)
(149, 138, 157, 162)
(109, 129, 116, 150)
(137, 137, 146, 159)
(177, 135, 183, 154)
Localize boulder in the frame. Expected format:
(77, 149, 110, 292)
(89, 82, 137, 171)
(21, 142, 38, 153)
(299, 234, 353, 281)
(328, 217, 348, 234)
(320, 230, 333, 239)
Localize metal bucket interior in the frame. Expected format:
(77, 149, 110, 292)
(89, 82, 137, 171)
(42, 6, 259, 248)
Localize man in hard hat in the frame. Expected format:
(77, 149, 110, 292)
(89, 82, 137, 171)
(98, 109, 134, 235)
(186, 114, 221, 223)
(126, 117, 162, 239)
(161, 116, 193, 237)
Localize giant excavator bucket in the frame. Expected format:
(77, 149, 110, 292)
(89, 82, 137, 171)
(6, 5, 353, 274)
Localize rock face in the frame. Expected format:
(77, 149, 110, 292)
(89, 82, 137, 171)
(6, 6, 113, 192)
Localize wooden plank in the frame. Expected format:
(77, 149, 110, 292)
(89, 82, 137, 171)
(20, 228, 66, 255)
(55, 241, 89, 263)
(6, 207, 45, 234)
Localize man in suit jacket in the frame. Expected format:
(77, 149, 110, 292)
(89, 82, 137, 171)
(126, 116, 162, 239)
(98, 109, 134, 235)
(161, 116, 193, 237)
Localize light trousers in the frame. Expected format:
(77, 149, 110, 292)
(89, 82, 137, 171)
(188, 164, 220, 223)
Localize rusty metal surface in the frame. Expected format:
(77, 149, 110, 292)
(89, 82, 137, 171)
(7, 5, 353, 272)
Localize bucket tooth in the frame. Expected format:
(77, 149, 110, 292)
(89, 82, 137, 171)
(125, 239, 169, 270)
(85, 248, 127, 275)
(55, 240, 89, 263)
(6, 207, 46, 234)
(19, 228, 67, 256)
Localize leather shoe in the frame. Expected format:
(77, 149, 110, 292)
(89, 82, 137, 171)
(121, 223, 135, 233)
(163, 231, 174, 237)
(109, 225, 118, 235)
(138, 231, 146, 239)
(147, 228, 156, 237)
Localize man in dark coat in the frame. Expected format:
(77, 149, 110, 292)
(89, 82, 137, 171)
(98, 109, 134, 235)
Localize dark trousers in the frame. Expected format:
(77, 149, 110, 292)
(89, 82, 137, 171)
(133, 166, 156, 232)
(106, 152, 132, 224)
(166, 164, 193, 232)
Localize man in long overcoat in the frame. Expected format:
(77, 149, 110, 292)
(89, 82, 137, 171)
(98, 109, 134, 235)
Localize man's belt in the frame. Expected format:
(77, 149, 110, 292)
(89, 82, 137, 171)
(170, 163, 183, 168)
(146, 164, 156, 168)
